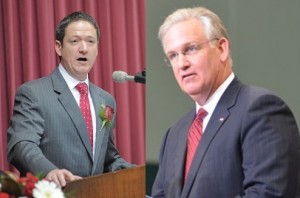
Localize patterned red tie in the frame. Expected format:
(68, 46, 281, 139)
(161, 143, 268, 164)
(76, 83, 93, 149)
(184, 108, 207, 181)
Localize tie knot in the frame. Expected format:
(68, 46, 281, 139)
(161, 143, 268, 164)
(196, 108, 207, 121)
(76, 83, 88, 95)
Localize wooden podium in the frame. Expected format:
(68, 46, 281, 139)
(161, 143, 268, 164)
(63, 165, 145, 198)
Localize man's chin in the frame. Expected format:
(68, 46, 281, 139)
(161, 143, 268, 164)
(182, 87, 199, 97)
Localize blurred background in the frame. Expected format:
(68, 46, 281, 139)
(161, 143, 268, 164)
(146, 0, 300, 195)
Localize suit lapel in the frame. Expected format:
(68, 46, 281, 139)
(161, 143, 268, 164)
(181, 78, 243, 197)
(173, 111, 195, 196)
(51, 68, 93, 161)
(90, 84, 106, 174)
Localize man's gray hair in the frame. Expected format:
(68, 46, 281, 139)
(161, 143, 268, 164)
(158, 7, 229, 42)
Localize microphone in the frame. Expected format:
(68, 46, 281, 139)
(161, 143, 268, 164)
(112, 70, 146, 84)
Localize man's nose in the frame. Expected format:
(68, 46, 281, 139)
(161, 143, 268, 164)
(79, 41, 88, 52)
(176, 54, 189, 68)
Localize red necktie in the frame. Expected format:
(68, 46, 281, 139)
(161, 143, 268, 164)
(184, 108, 207, 181)
(76, 83, 93, 149)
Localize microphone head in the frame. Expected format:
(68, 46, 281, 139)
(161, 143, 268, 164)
(112, 71, 128, 82)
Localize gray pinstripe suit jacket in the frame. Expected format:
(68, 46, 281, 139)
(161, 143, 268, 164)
(7, 67, 132, 177)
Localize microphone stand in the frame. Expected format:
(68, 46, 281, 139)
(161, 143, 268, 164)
(134, 69, 146, 84)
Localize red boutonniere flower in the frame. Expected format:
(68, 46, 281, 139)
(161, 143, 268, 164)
(99, 104, 114, 131)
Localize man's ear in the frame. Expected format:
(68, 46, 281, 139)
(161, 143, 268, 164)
(55, 40, 62, 56)
(217, 37, 230, 63)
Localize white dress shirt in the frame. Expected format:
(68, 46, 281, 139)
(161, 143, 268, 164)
(196, 73, 235, 132)
(58, 64, 96, 157)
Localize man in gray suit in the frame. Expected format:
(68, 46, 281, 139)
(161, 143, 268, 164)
(151, 7, 300, 197)
(7, 12, 132, 187)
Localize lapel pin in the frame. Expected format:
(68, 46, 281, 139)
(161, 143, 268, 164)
(219, 117, 224, 122)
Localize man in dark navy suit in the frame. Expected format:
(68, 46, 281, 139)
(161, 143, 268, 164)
(152, 7, 300, 198)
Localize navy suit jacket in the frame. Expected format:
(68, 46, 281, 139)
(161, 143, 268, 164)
(152, 78, 300, 198)
(7, 67, 132, 177)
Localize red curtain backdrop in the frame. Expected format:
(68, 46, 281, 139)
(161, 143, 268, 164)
(0, 0, 145, 171)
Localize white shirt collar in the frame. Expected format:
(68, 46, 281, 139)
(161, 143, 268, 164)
(196, 73, 235, 131)
(58, 64, 89, 90)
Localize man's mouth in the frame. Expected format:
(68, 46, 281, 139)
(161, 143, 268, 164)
(77, 57, 87, 61)
(182, 73, 194, 80)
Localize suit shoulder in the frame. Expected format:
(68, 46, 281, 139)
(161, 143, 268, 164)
(235, 84, 295, 120)
(227, 78, 282, 102)
(17, 75, 51, 93)
(240, 84, 284, 103)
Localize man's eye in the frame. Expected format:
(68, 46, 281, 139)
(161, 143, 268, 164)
(168, 53, 177, 61)
(71, 40, 78, 43)
(186, 45, 198, 53)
